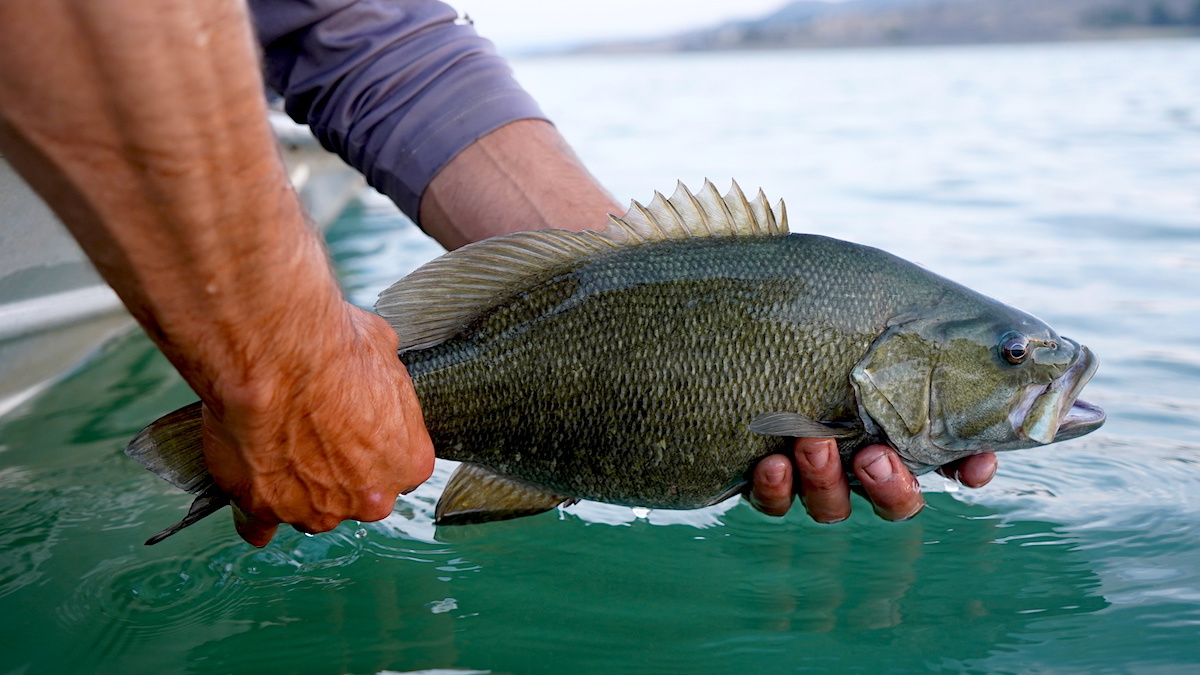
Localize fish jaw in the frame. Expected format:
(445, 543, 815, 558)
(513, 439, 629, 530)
(1014, 343, 1104, 444)
(1055, 397, 1106, 442)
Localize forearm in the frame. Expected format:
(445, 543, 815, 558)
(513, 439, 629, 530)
(254, 0, 555, 225)
(419, 119, 623, 249)
(0, 0, 343, 403)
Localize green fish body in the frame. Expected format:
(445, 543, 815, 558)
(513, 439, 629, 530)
(404, 234, 922, 511)
(126, 181, 1104, 539)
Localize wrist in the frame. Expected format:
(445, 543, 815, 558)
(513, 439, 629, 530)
(160, 225, 353, 410)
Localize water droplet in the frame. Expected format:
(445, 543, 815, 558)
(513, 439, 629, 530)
(354, 528, 367, 539)
(303, 532, 314, 538)
(631, 507, 650, 518)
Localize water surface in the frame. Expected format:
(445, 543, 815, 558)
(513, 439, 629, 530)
(2, 39, 1198, 673)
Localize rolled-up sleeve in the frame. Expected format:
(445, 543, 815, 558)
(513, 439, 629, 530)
(250, 0, 547, 222)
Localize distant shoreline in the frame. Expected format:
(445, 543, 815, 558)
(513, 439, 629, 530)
(563, 0, 1200, 56)
(539, 32, 1200, 59)
(573, 32, 1200, 55)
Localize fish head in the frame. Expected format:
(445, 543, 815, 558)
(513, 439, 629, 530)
(851, 300, 1105, 474)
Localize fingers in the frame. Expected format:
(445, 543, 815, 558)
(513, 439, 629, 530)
(232, 503, 280, 548)
(750, 440, 994, 525)
(746, 439, 851, 522)
(748, 454, 794, 516)
(852, 444, 924, 521)
(232, 494, 398, 548)
(937, 452, 998, 487)
(793, 438, 851, 523)
(355, 489, 402, 523)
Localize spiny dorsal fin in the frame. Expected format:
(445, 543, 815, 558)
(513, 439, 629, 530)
(435, 462, 578, 525)
(611, 180, 788, 241)
(376, 180, 789, 352)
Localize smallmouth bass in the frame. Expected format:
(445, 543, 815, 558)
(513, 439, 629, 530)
(126, 181, 1104, 543)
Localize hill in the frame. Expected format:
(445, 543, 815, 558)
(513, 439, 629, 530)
(580, 0, 1200, 52)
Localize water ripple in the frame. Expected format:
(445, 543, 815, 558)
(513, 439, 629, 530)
(58, 550, 249, 641)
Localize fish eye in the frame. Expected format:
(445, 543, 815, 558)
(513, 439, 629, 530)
(1000, 333, 1029, 365)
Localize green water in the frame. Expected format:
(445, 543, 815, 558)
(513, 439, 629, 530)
(0, 331, 1124, 672)
(4, 39, 1200, 672)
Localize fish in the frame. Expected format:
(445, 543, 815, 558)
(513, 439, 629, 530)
(125, 180, 1104, 544)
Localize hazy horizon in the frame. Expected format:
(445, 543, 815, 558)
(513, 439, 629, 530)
(451, 0, 808, 53)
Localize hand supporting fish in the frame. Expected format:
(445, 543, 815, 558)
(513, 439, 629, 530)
(126, 181, 1103, 543)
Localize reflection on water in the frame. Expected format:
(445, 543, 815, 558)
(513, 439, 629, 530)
(0, 325, 1171, 672)
(2, 38, 1200, 672)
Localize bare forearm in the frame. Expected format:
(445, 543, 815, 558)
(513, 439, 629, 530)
(0, 0, 340, 402)
(0, 1, 430, 547)
(419, 119, 623, 250)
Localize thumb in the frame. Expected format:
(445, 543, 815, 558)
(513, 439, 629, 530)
(232, 502, 280, 548)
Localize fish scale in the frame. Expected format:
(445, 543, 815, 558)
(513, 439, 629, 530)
(401, 235, 909, 509)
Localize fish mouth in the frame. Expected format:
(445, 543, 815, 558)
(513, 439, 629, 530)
(1056, 397, 1106, 442)
(1014, 343, 1105, 444)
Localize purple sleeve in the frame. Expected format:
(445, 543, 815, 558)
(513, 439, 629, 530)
(250, 0, 548, 223)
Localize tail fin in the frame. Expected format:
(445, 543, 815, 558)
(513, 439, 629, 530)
(124, 401, 228, 545)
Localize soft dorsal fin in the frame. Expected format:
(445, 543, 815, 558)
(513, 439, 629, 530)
(376, 180, 789, 352)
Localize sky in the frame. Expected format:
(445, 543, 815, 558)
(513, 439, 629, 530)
(449, 0, 805, 54)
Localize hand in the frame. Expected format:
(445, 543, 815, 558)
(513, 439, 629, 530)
(200, 307, 435, 547)
(747, 439, 998, 522)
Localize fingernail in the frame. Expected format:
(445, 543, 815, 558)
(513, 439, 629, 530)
(803, 440, 831, 470)
(764, 462, 787, 487)
(863, 452, 895, 482)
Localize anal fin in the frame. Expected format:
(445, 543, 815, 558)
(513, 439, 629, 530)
(435, 463, 577, 526)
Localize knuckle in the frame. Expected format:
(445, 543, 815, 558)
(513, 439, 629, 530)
(810, 507, 851, 524)
(358, 503, 396, 523)
(409, 453, 435, 484)
(871, 491, 924, 521)
(802, 474, 843, 493)
(363, 312, 400, 348)
(295, 514, 341, 534)
(885, 502, 925, 522)
(753, 482, 789, 502)
(357, 491, 398, 522)
(751, 497, 791, 517)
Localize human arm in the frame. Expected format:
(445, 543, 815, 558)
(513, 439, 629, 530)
(0, 0, 433, 546)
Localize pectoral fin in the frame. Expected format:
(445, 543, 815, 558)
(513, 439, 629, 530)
(748, 412, 857, 438)
(436, 463, 578, 525)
